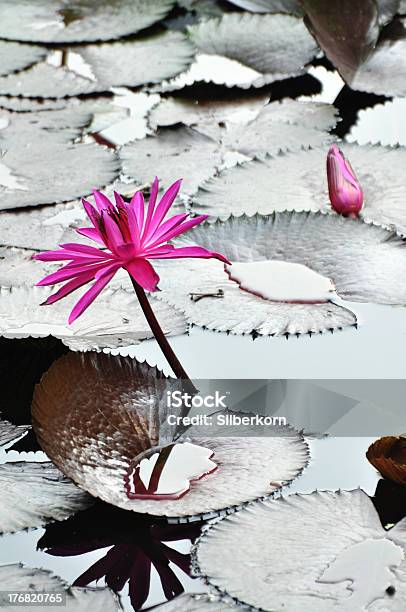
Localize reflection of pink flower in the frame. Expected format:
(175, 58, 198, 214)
(38, 504, 203, 611)
(35, 178, 229, 324)
(327, 145, 364, 217)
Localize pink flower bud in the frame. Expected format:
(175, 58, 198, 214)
(327, 145, 364, 217)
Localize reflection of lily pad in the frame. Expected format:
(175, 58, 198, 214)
(0, 462, 93, 534)
(0, 109, 120, 209)
(0, 0, 175, 43)
(0, 564, 121, 611)
(0, 40, 47, 77)
(191, 144, 406, 234)
(0, 286, 188, 351)
(32, 352, 308, 519)
(194, 489, 406, 611)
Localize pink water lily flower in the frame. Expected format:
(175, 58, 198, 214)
(327, 144, 364, 217)
(35, 178, 229, 324)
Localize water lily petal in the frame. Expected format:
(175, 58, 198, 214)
(152, 215, 209, 246)
(145, 213, 189, 248)
(59, 243, 113, 259)
(42, 268, 106, 306)
(68, 265, 119, 324)
(129, 191, 145, 235)
(76, 226, 105, 245)
(148, 245, 230, 264)
(36, 261, 109, 287)
(143, 176, 159, 239)
(125, 258, 160, 292)
(93, 190, 114, 213)
(145, 179, 183, 242)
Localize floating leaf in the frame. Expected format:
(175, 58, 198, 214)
(0, 417, 29, 447)
(161, 212, 406, 306)
(0, 63, 99, 98)
(0, 286, 188, 351)
(194, 489, 406, 611)
(0, 462, 93, 534)
(187, 13, 317, 88)
(125, 102, 337, 193)
(154, 594, 240, 610)
(226, 0, 303, 14)
(377, 0, 401, 25)
(0, 0, 175, 43)
(367, 436, 406, 486)
(32, 352, 308, 519)
(0, 32, 194, 98)
(120, 127, 224, 194)
(303, 1, 406, 96)
(0, 109, 120, 209)
(191, 144, 406, 234)
(0, 41, 47, 77)
(0, 95, 70, 112)
(0, 564, 121, 611)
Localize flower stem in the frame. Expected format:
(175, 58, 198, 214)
(130, 276, 197, 394)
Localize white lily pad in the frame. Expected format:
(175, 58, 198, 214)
(0, 108, 120, 209)
(160, 212, 406, 306)
(0, 285, 188, 351)
(0, 564, 122, 611)
(194, 489, 406, 611)
(32, 352, 309, 519)
(0, 0, 175, 43)
(0, 462, 93, 534)
(0, 41, 47, 77)
(191, 143, 406, 234)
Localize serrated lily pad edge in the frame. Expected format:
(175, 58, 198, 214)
(166, 431, 310, 524)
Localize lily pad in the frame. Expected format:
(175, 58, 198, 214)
(191, 144, 406, 234)
(0, 109, 120, 209)
(159, 212, 406, 307)
(124, 101, 337, 193)
(303, 1, 406, 96)
(120, 127, 224, 194)
(157, 12, 316, 90)
(0, 564, 122, 611)
(226, 0, 303, 14)
(0, 41, 47, 77)
(32, 352, 309, 519)
(154, 594, 240, 610)
(0, 285, 188, 351)
(188, 13, 317, 87)
(193, 489, 406, 611)
(0, 0, 175, 43)
(0, 32, 194, 98)
(0, 417, 29, 448)
(0, 462, 93, 534)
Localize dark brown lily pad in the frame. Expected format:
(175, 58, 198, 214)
(0, 0, 176, 43)
(32, 352, 308, 519)
(367, 436, 406, 486)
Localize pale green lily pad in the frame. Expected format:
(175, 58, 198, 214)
(0, 417, 29, 448)
(0, 285, 188, 351)
(0, 41, 47, 77)
(0, 565, 122, 611)
(0, 462, 93, 534)
(226, 0, 303, 14)
(0, 0, 175, 43)
(191, 144, 406, 235)
(154, 594, 240, 611)
(0, 108, 120, 209)
(194, 489, 406, 611)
